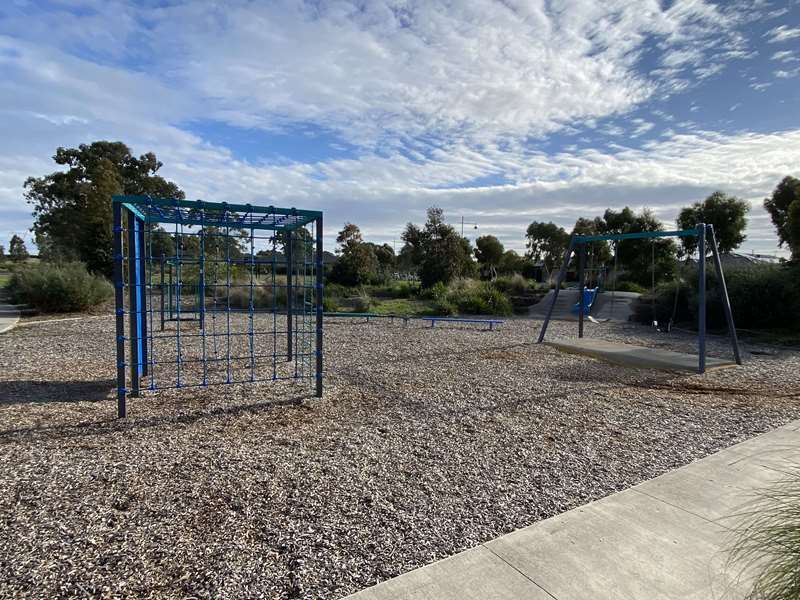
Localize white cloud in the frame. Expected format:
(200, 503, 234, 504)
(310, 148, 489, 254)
(771, 50, 798, 62)
(0, 0, 793, 257)
(765, 25, 800, 43)
(775, 67, 800, 78)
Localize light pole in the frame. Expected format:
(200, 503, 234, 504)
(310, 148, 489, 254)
(460, 216, 478, 237)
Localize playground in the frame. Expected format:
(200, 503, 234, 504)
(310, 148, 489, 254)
(1, 312, 799, 599)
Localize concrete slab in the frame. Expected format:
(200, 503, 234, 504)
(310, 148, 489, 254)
(631, 427, 800, 524)
(345, 545, 553, 600)
(486, 491, 744, 600)
(0, 302, 20, 334)
(346, 421, 800, 600)
(546, 338, 737, 372)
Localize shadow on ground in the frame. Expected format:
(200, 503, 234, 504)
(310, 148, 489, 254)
(0, 379, 115, 406)
(0, 388, 314, 441)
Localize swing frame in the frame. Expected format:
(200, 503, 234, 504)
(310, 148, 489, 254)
(537, 223, 742, 374)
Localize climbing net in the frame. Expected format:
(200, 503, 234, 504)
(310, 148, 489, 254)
(113, 195, 324, 418)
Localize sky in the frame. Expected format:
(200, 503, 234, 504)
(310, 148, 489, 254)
(1, 0, 799, 257)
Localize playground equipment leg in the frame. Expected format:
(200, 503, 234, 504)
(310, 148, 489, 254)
(697, 223, 706, 374)
(537, 237, 576, 343)
(287, 235, 293, 361)
(127, 216, 141, 398)
(113, 202, 126, 419)
(315, 216, 324, 398)
(707, 225, 742, 365)
(578, 244, 586, 339)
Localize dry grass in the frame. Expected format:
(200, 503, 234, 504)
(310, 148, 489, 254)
(1, 316, 799, 599)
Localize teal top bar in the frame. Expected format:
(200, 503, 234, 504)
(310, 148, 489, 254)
(113, 195, 322, 231)
(575, 228, 699, 243)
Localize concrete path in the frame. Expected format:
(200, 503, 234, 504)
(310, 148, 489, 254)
(346, 421, 800, 600)
(0, 302, 20, 334)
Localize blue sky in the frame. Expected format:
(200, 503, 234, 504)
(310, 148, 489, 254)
(1, 0, 799, 256)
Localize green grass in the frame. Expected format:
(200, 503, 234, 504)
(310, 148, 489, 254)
(0, 273, 10, 289)
(369, 298, 432, 316)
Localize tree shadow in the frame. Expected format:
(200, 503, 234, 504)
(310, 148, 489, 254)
(0, 379, 116, 406)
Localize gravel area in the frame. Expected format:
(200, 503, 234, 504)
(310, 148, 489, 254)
(1, 315, 799, 599)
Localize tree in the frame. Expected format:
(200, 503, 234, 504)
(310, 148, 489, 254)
(24, 141, 184, 276)
(764, 176, 800, 259)
(9, 235, 29, 262)
(409, 207, 474, 287)
(0, 244, 5, 261)
(599, 207, 676, 286)
(474, 235, 504, 279)
(329, 223, 378, 286)
(365, 242, 396, 276)
(399, 222, 425, 271)
(572, 217, 612, 270)
(498, 249, 530, 275)
(525, 221, 569, 277)
(677, 191, 749, 255)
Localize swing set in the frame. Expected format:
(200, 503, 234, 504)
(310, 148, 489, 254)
(538, 223, 742, 374)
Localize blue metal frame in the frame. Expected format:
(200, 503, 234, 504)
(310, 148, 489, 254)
(112, 196, 325, 417)
(537, 223, 742, 374)
(113, 195, 321, 232)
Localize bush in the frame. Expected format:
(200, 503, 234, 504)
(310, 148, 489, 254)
(427, 298, 457, 316)
(8, 261, 112, 312)
(419, 280, 449, 301)
(353, 289, 372, 312)
(369, 280, 418, 299)
(615, 280, 647, 294)
(447, 281, 513, 316)
(637, 263, 800, 331)
(322, 296, 340, 312)
(227, 285, 278, 309)
(494, 273, 533, 295)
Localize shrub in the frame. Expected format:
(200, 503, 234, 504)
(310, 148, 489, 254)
(8, 261, 112, 313)
(636, 263, 800, 331)
(322, 296, 340, 312)
(494, 273, 532, 295)
(728, 468, 800, 600)
(447, 281, 513, 316)
(420, 280, 449, 301)
(615, 280, 647, 294)
(353, 289, 372, 312)
(427, 298, 457, 316)
(227, 285, 275, 309)
(370, 280, 418, 299)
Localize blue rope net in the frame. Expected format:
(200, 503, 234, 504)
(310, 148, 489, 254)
(113, 196, 323, 417)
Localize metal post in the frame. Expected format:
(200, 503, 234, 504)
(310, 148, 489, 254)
(707, 225, 742, 365)
(537, 236, 576, 343)
(160, 254, 165, 331)
(127, 214, 141, 397)
(137, 223, 148, 377)
(113, 202, 126, 418)
(168, 260, 173, 320)
(697, 223, 706, 374)
(286, 231, 293, 361)
(578, 244, 586, 339)
(315, 216, 324, 397)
